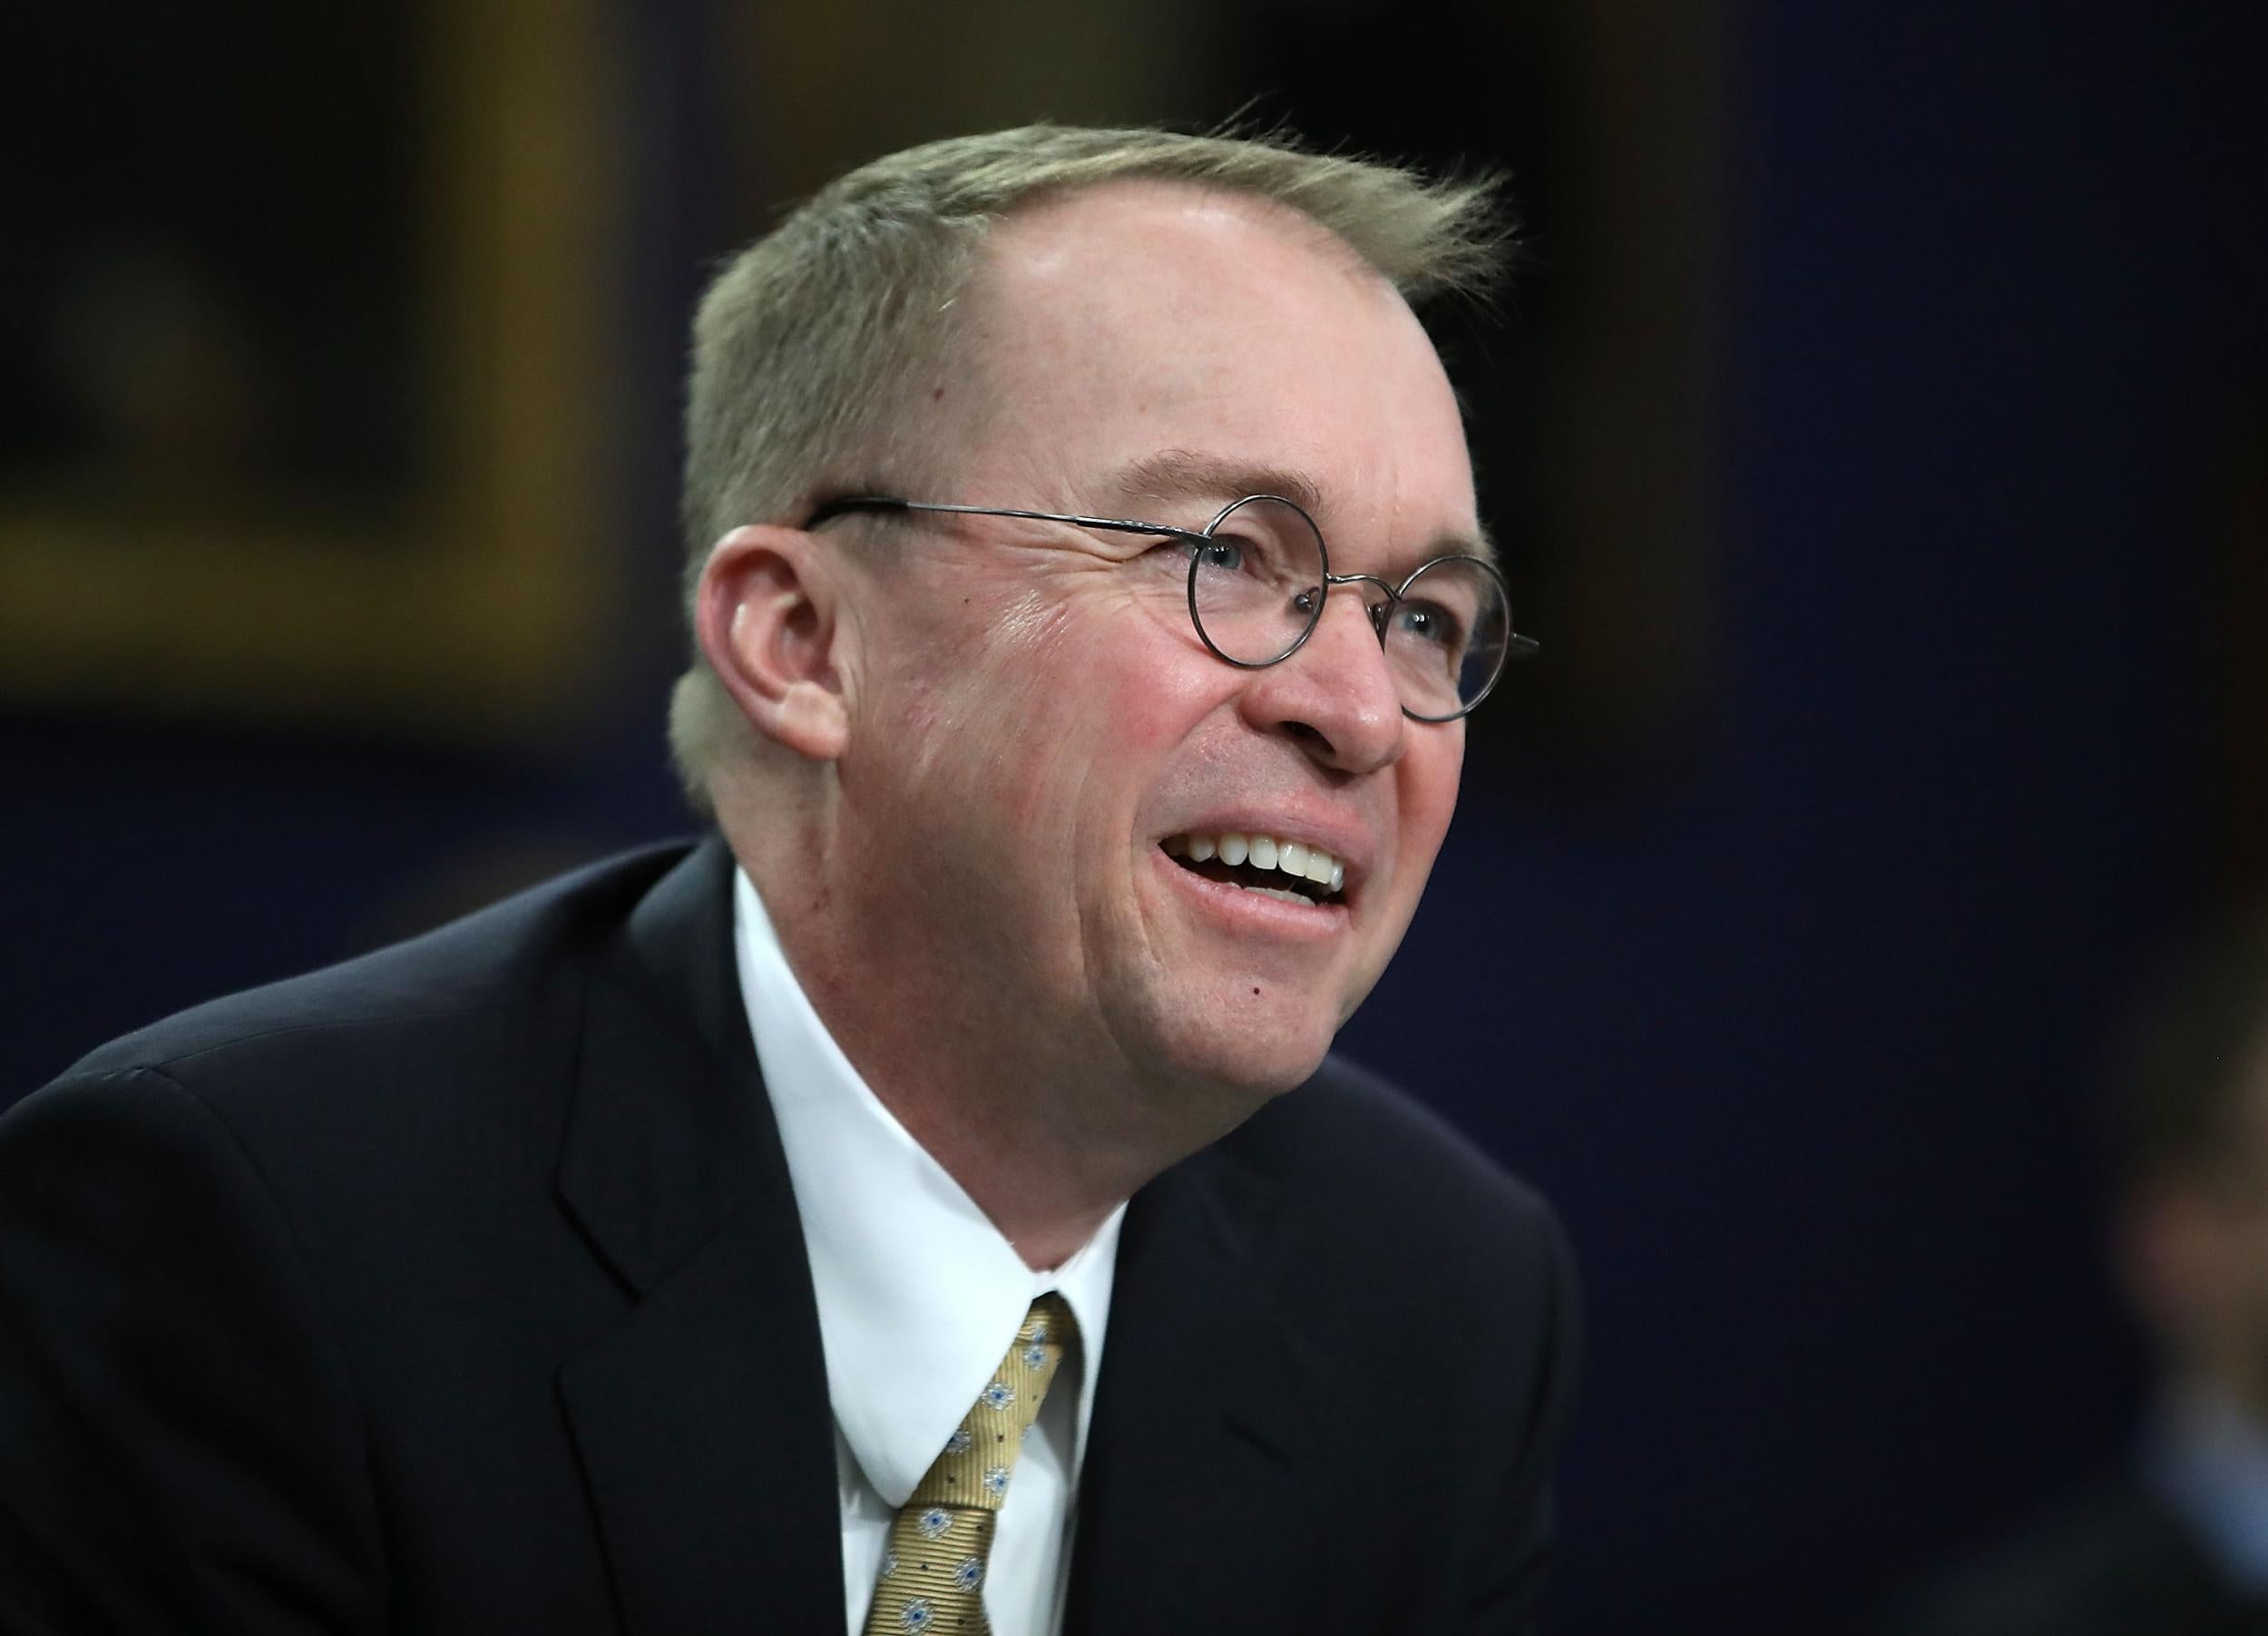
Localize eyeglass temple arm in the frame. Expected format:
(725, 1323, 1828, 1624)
(807, 495, 1213, 547)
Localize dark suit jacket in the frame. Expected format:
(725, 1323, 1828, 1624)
(0, 838, 1579, 1634)
(1895, 1475, 2268, 1636)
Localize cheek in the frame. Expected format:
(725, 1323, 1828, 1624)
(855, 566, 1235, 902)
(894, 598, 1188, 837)
(1396, 733, 1464, 874)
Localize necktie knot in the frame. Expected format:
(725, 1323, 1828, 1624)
(907, 1295, 1074, 1512)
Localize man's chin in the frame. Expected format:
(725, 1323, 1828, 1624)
(1139, 1010, 1335, 1115)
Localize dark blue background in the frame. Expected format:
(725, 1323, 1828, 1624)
(5, 3, 2263, 1631)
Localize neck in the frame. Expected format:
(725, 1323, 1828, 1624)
(726, 811, 1215, 1272)
(793, 941, 1170, 1270)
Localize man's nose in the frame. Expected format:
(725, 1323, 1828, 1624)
(1237, 588, 1406, 775)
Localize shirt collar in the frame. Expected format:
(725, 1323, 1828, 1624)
(732, 867, 1124, 1508)
(2143, 1379, 2268, 1592)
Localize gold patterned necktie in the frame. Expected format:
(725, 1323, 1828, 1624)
(863, 1293, 1077, 1636)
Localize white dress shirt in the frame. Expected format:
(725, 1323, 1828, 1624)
(732, 870, 1126, 1636)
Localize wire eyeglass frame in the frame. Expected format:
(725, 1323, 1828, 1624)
(805, 491, 1540, 721)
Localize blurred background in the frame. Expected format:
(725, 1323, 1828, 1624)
(3, 0, 2263, 1629)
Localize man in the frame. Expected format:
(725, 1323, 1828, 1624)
(0, 125, 1578, 1634)
(1899, 916, 2268, 1634)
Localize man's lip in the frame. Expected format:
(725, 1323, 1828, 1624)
(1153, 817, 1373, 892)
(1149, 844, 1353, 935)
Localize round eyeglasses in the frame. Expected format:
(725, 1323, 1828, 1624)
(806, 492, 1540, 721)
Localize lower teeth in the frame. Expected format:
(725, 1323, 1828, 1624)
(1241, 884, 1314, 906)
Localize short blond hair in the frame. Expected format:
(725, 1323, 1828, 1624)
(669, 123, 1512, 809)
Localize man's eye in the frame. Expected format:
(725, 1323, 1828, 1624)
(1195, 537, 1248, 573)
(1393, 602, 1465, 650)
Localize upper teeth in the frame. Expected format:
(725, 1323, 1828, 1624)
(1163, 832, 1346, 896)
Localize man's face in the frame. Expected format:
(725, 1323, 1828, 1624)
(829, 182, 1480, 1120)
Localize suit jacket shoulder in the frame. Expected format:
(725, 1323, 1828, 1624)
(1067, 1053, 1580, 1635)
(0, 838, 836, 1635)
(60, 838, 690, 1099)
(1218, 1053, 1576, 1448)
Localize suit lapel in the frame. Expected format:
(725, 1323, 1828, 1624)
(554, 839, 846, 1636)
(1065, 1145, 1327, 1636)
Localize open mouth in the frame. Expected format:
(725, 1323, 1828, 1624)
(1160, 831, 1346, 906)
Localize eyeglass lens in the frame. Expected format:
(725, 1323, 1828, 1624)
(1188, 495, 1512, 719)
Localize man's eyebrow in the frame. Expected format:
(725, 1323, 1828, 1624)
(1104, 448, 1498, 569)
(1108, 450, 1325, 519)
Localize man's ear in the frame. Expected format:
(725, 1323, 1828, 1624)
(694, 525, 852, 762)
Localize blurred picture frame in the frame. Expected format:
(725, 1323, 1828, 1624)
(0, 0, 619, 736)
